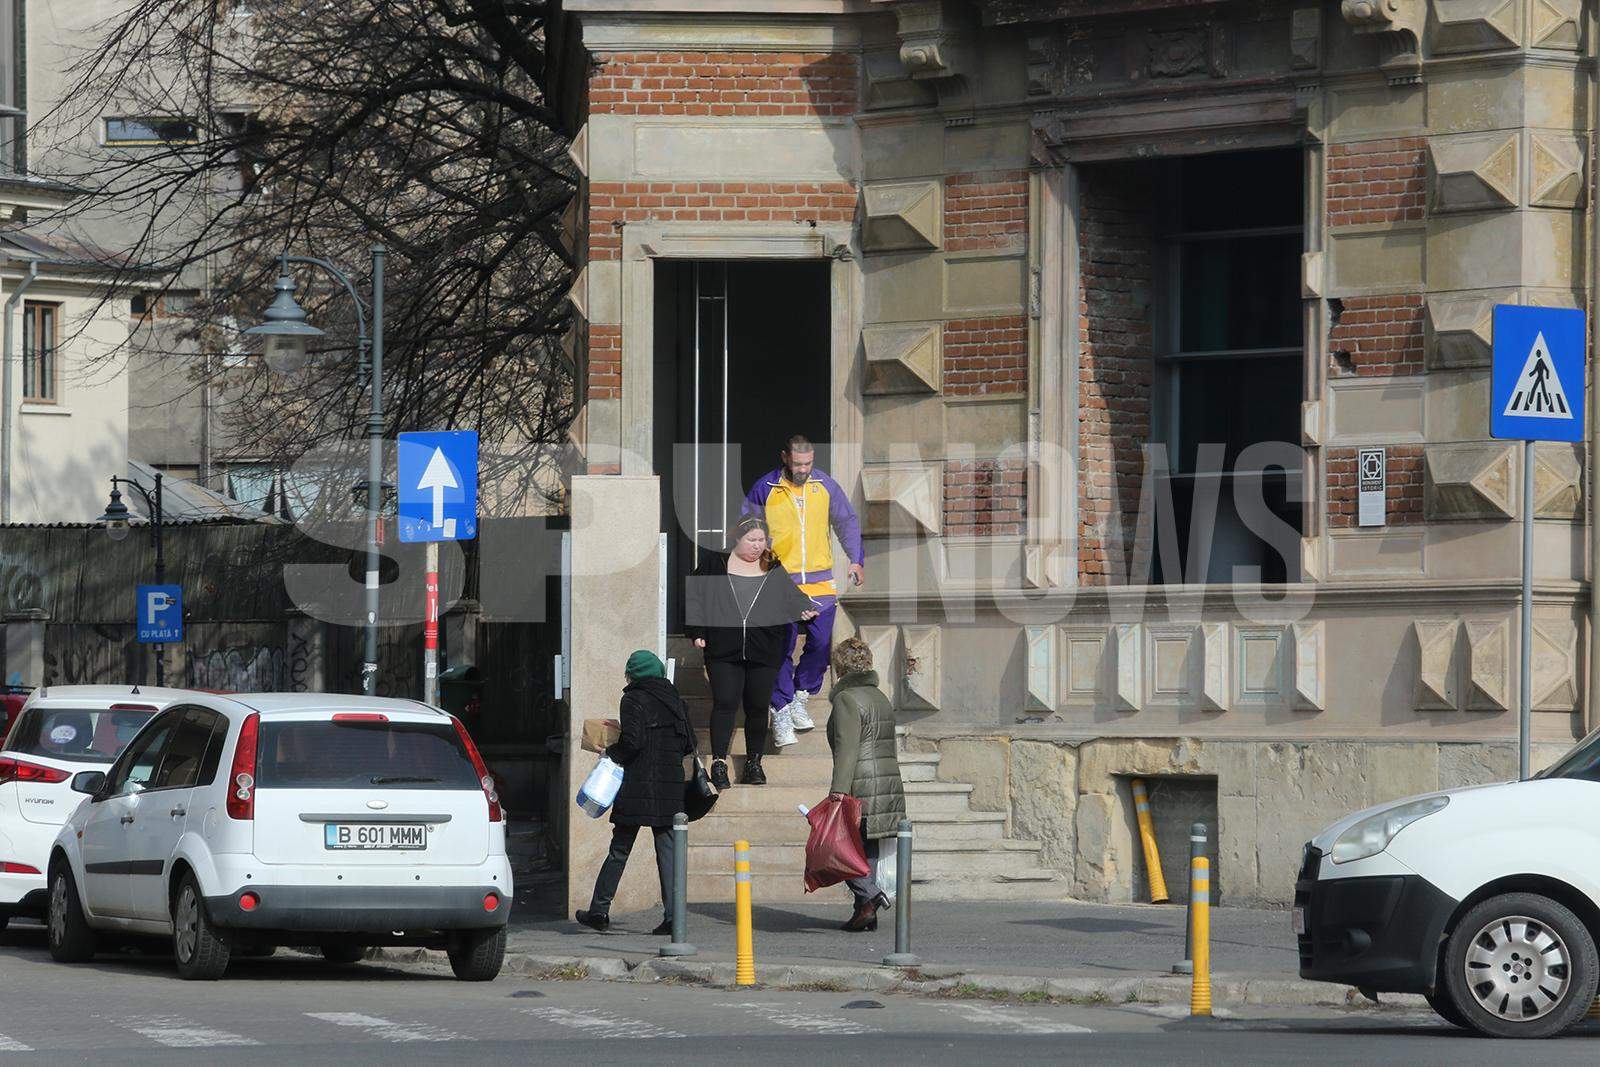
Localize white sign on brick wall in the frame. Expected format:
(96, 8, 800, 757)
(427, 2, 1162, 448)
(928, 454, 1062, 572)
(1358, 447, 1386, 527)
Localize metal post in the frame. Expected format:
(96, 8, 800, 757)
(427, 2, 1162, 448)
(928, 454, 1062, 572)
(1131, 778, 1170, 903)
(423, 541, 440, 705)
(734, 839, 755, 985)
(1, 262, 38, 523)
(883, 819, 918, 966)
(151, 472, 165, 687)
(362, 244, 385, 697)
(1189, 855, 1212, 1017)
(1520, 438, 1533, 780)
(1173, 822, 1207, 974)
(660, 812, 696, 957)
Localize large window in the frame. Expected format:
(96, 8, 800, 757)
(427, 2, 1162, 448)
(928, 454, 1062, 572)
(1152, 149, 1304, 584)
(22, 302, 57, 402)
(104, 116, 199, 146)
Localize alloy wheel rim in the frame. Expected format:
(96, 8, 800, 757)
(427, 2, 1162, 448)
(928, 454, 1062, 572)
(175, 888, 198, 963)
(1464, 915, 1571, 1022)
(48, 875, 66, 945)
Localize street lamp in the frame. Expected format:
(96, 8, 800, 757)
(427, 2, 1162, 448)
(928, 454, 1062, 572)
(98, 472, 166, 685)
(245, 246, 387, 697)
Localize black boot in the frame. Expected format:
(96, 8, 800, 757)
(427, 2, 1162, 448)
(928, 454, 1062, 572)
(710, 759, 731, 791)
(741, 754, 766, 785)
(575, 909, 610, 932)
(841, 896, 881, 933)
(652, 917, 673, 936)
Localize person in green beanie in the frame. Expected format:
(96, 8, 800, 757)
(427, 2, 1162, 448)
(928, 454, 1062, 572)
(577, 649, 693, 934)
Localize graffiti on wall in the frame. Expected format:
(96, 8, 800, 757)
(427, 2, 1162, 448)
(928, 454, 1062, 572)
(187, 645, 285, 692)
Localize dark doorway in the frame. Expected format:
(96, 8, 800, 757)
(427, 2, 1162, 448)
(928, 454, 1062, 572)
(653, 260, 832, 630)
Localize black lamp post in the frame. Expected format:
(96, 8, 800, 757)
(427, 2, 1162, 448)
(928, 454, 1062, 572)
(99, 472, 167, 685)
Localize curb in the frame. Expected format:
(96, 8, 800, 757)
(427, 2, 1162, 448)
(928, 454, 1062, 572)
(368, 946, 1426, 1011)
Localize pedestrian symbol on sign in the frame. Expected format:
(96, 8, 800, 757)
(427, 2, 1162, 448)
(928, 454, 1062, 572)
(1502, 332, 1572, 419)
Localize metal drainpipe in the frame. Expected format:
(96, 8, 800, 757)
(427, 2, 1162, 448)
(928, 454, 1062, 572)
(1588, 56, 1600, 736)
(1, 261, 38, 524)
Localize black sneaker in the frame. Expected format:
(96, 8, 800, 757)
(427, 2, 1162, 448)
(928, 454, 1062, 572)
(742, 755, 767, 786)
(652, 918, 673, 936)
(710, 760, 731, 791)
(575, 909, 610, 932)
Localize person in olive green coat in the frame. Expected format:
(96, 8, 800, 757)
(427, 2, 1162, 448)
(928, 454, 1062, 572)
(826, 635, 906, 932)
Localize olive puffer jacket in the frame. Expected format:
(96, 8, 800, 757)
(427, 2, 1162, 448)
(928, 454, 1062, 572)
(826, 671, 906, 840)
(605, 676, 694, 828)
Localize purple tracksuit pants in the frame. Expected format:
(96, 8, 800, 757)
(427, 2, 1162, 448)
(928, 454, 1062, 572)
(771, 595, 837, 710)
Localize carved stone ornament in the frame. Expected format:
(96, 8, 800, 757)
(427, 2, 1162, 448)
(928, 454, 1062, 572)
(861, 462, 942, 536)
(862, 322, 941, 395)
(1290, 6, 1322, 70)
(891, 0, 975, 110)
(860, 179, 942, 253)
(1424, 442, 1516, 522)
(901, 625, 942, 711)
(1341, 0, 1426, 86)
(1412, 619, 1459, 711)
(1143, 25, 1227, 80)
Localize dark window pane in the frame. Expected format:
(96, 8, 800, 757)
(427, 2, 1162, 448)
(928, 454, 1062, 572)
(1175, 357, 1301, 473)
(106, 117, 198, 143)
(1178, 234, 1302, 352)
(1178, 150, 1302, 232)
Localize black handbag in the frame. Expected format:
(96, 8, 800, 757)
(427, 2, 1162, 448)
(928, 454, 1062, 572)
(683, 735, 719, 822)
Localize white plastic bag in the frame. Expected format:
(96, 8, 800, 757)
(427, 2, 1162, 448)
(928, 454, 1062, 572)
(874, 845, 898, 899)
(576, 756, 624, 818)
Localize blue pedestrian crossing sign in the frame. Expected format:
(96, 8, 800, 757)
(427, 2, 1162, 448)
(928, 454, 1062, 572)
(136, 584, 182, 644)
(1492, 305, 1585, 443)
(397, 431, 478, 542)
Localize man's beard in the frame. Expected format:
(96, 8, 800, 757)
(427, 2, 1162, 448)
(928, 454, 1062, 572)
(785, 465, 810, 485)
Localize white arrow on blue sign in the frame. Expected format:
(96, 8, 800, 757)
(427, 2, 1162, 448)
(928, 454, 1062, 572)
(1491, 305, 1586, 443)
(397, 430, 478, 542)
(136, 584, 183, 644)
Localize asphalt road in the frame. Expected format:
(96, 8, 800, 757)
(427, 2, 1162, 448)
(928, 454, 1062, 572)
(2, 920, 1600, 1065)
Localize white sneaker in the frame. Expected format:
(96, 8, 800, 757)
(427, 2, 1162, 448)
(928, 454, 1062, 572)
(789, 692, 815, 732)
(771, 703, 798, 747)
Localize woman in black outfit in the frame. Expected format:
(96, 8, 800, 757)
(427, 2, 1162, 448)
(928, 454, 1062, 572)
(684, 516, 818, 789)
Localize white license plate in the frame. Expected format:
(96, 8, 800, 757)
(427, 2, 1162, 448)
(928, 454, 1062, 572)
(324, 823, 427, 850)
(1291, 906, 1306, 935)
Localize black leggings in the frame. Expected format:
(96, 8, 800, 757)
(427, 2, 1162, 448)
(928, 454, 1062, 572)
(707, 659, 777, 759)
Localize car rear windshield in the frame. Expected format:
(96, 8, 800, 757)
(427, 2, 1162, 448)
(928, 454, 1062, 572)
(3, 707, 156, 764)
(257, 719, 481, 790)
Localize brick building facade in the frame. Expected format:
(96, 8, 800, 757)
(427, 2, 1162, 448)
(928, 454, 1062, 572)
(548, 0, 1596, 912)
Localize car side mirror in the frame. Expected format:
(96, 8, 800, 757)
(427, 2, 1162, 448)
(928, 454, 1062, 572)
(71, 770, 106, 796)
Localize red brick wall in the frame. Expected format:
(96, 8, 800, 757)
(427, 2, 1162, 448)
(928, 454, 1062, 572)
(945, 171, 1028, 253)
(1326, 138, 1426, 227)
(587, 324, 621, 401)
(1325, 445, 1423, 528)
(587, 181, 858, 262)
(1078, 164, 1157, 584)
(1328, 294, 1425, 377)
(944, 459, 1026, 537)
(944, 316, 1027, 397)
(588, 52, 857, 117)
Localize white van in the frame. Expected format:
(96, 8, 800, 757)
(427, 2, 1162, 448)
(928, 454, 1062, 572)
(46, 689, 512, 981)
(1297, 732, 1600, 1038)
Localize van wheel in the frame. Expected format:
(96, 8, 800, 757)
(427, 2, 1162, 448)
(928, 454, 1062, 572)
(447, 927, 506, 981)
(1444, 893, 1598, 1039)
(47, 865, 97, 962)
(172, 874, 232, 981)
(320, 944, 366, 965)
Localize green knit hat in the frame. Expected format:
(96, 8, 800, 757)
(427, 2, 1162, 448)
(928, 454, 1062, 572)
(625, 649, 666, 680)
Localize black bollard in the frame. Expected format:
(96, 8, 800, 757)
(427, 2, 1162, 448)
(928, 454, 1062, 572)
(883, 820, 918, 967)
(660, 812, 696, 957)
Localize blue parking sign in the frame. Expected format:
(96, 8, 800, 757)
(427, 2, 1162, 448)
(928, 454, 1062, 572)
(136, 584, 182, 643)
(397, 431, 478, 542)
(1492, 305, 1586, 443)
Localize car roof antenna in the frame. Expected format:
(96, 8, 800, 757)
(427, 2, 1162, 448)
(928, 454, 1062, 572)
(130, 685, 141, 695)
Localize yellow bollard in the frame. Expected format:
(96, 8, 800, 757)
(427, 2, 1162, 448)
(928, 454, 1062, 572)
(1130, 779, 1170, 903)
(1190, 855, 1212, 1017)
(734, 839, 755, 986)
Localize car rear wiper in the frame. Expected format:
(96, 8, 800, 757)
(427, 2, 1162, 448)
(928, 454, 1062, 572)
(369, 775, 442, 785)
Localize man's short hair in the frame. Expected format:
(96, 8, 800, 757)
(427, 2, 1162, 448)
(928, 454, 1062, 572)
(832, 635, 873, 676)
(783, 434, 813, 454)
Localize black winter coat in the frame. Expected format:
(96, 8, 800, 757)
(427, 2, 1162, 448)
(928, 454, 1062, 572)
(683, 555, 817, 667)
(605, 676, 694, 828)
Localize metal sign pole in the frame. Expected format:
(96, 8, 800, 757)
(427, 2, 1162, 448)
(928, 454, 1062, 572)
(424, 540, 440, 706)
(1519, 439, 1533, 780)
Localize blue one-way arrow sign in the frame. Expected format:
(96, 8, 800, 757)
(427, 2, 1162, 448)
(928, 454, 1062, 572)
(397, 431, 478, 542)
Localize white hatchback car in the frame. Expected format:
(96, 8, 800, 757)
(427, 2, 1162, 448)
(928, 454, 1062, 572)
(0, 687, 170, 928)
(45, 689, 512, 980)
(1297, 730, 1600, 1039)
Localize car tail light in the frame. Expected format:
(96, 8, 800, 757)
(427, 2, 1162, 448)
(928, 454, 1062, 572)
(450, 715, 502, 823)
(226, 713, 260, 821)
(332, 712, 389, 723)
(1, 861, 41, 875)
(0, 756, 71, 785)
(482, 892, 500, 912)
(239, 891, 260, 912)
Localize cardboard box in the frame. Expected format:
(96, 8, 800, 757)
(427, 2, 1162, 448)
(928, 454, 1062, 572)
(581, 718, 621, 754)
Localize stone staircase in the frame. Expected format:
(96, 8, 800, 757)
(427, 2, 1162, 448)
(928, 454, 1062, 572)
(667, 638, 1069, 903)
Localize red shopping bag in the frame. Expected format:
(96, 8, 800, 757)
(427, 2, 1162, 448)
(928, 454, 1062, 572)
(803, 793, 871, 892)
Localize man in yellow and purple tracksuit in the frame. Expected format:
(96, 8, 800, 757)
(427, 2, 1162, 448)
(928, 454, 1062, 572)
(743, 435, 865, 746)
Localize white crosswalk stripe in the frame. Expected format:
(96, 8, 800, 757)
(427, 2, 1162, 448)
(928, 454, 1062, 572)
(940, 1003, 1094, 1034)
(519, 1006, 686, 1040)
(717, 1001, 878, 1035)
(306, 1012, 467, 1043)
(119, 1016, 260, 1047)
(0, 1032, 33, 1052)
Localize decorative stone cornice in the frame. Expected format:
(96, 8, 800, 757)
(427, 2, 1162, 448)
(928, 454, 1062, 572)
(1340, 0, 1425, 86)
(890, 0, 978, 111)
